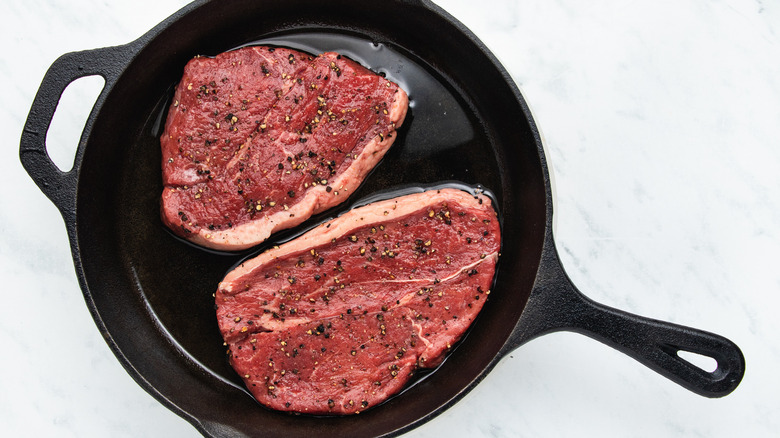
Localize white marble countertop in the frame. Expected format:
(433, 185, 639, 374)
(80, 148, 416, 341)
(2, 0, 778, 436)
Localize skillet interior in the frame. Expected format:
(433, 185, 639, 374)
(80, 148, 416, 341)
(74, 0, 548, 435)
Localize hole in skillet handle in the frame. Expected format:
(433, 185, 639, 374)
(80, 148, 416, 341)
(654, 336, 745, 393)
(676, 349, 718, 373)
(45, 75, 106, 173)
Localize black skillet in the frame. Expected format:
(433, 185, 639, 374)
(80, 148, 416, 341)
(20, 0, 744, 436)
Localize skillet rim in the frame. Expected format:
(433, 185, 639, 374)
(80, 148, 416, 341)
(43, 0, 552, 436)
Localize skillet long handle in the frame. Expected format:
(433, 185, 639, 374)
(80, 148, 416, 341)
(20, 45, 131, 217)
(509, 233, 745, 398)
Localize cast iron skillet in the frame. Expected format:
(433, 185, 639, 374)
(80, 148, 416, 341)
(20, 0, 744, 436)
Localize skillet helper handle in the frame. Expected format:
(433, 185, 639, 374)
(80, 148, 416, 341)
(513, 237, 745, 398)
(20, 45, 130, 216)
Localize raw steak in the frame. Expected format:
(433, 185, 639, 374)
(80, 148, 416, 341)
(160, 46, 408, 250)
(215, 188, 501, 414)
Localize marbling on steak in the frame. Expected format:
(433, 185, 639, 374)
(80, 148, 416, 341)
(216, 188, 501, 414)
(160, 46, 408, 250)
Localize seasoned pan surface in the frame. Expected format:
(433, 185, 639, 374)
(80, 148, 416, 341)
(18, 0, 744, 437)
(22, 1, 545, 435)
(120, 29, 511, 383)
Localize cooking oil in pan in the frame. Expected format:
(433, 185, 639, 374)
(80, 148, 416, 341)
(141, 30, 504, 411)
